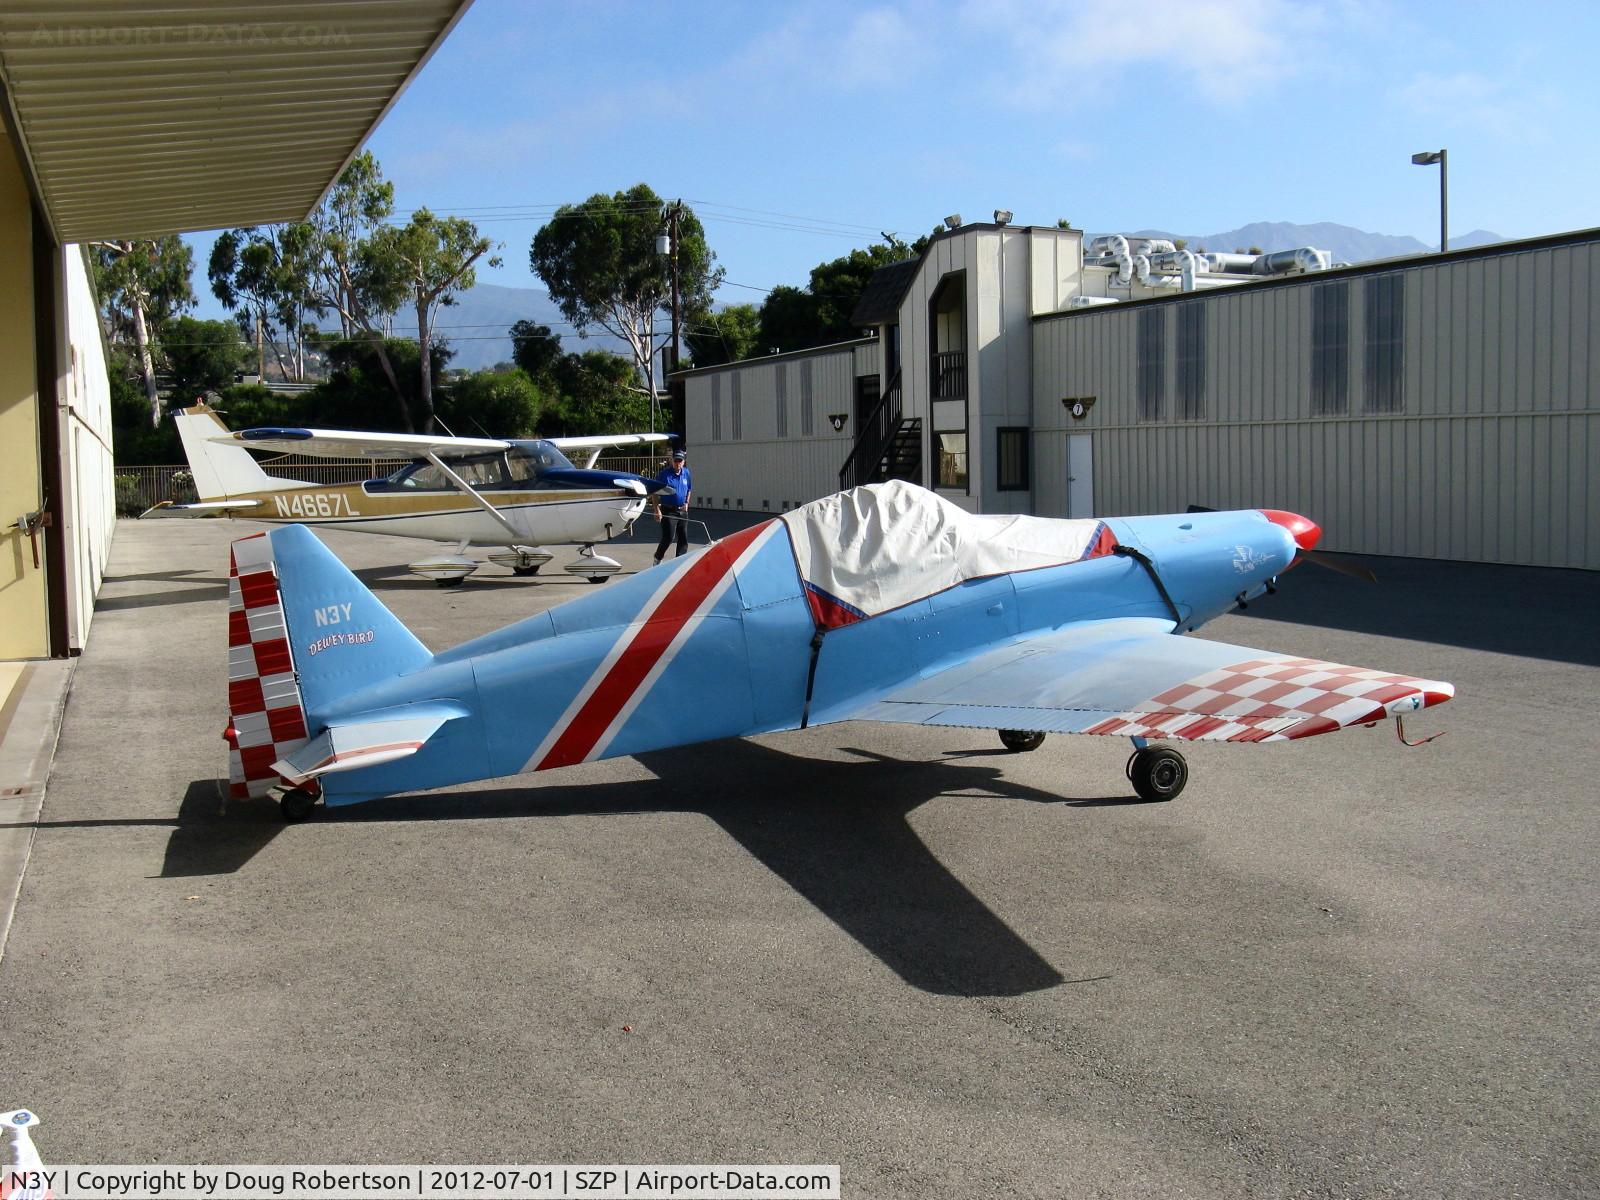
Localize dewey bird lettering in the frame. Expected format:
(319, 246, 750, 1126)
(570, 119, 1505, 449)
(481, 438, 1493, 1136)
(149, 402, 674, 585)
(214, 481, 1454, 822)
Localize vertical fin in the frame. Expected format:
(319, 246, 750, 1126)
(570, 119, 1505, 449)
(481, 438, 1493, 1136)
(175, 403, 305, 500)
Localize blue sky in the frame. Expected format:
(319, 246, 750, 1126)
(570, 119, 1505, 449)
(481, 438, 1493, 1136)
(197, 0, 1600, 311)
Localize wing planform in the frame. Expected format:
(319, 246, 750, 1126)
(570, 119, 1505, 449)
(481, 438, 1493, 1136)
(218, 426, 511, 459)
(849, 617, 1453, 744)
(547, 433, 670, 451)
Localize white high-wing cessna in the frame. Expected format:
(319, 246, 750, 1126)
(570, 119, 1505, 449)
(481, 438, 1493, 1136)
(152, 403, 671, 584)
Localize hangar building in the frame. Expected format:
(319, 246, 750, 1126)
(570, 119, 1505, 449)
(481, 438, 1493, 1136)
(0, 0, 472, 660)
(676, 221, 1598, 571)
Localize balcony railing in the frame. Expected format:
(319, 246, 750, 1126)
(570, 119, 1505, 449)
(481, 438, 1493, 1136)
(933, 350, 966, 399)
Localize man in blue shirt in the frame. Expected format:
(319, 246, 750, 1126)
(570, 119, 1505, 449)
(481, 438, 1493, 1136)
(652, 449, 693, 563)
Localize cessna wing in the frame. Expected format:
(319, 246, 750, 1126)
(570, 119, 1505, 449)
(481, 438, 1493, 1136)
(849, 616, 1453, 743)
(216, 426, 511, 459)
(548, 432, 671, 468)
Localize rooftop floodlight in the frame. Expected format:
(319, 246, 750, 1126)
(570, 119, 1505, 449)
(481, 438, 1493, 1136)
(1411, 148, 1448, 252)
(993, 209, 1013, 225)
(944, 213, 962, 230)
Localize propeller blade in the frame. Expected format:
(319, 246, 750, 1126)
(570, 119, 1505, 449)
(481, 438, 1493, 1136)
(1302, 549, 1377, 583)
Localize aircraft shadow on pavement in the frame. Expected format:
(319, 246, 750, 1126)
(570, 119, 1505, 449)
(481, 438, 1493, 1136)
(91, 569, 229, 613)
(1240, 556, 1600, 667)
(172, 739, 1089, 998)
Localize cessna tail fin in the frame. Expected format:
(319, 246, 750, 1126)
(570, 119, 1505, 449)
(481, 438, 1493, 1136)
(224, 526, 436, 799)
(175, 402, 306, 500)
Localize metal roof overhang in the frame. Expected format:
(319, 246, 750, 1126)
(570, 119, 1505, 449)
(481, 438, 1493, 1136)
(0, 1, 472, 243)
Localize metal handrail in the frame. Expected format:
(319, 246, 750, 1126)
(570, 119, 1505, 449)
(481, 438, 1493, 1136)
(837, 369, 902, 489)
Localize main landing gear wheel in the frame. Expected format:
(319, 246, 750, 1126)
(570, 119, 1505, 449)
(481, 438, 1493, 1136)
(587, 576, 610, 585)
(512, 564, 542, 576)
(280, 788, 318, 822)
(1126, 746, 1189, 803)
(998, 729, 1046, 752)
(434, 576, 466, 588)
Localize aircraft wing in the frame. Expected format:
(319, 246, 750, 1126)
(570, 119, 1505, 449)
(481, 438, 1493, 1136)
(216, 426, 511, 459)
(547, 433, 670, 452)
(140, 499, 263, 518)
(848, 616, 1453, 743)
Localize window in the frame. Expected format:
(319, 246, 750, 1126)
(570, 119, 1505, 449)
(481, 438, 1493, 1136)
(799, 360, 814, 435)
(1364, 274, 1405, 413)
(1176, 304, 1205, 420)
(1137, 307, 1165, 421)
(775, 365, 788, 438)
(997, 428, 1029, 491)
(730, 372, 743, 440)
(1311, 282, 1349, 415)
(937, 432, 968, 489)
(710, 375, 722, 440)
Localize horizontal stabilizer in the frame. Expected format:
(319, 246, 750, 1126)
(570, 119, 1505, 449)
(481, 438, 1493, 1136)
(141, 499, 262, 518)
(272, 700, 469, 783)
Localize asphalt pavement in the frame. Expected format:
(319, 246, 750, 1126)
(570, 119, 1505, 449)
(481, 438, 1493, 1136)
(0, 511, 1595, 1198)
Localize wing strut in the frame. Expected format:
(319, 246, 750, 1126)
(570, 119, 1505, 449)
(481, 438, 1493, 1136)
(425, 451, 524, 543)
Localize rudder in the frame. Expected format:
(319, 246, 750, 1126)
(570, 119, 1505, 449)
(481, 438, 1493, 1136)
(224, 526, 433, 799)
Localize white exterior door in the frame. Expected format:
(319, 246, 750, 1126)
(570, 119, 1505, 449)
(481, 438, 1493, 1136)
(1066, 434, 1094, 518)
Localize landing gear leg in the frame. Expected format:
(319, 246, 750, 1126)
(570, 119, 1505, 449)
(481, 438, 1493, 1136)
(1125, 744, 1189, 803)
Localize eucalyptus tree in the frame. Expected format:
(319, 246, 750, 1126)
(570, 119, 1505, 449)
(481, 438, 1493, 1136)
(369, 209, 501, 431)
(91, 235, 195, 425)
(530, 184, 721, 410)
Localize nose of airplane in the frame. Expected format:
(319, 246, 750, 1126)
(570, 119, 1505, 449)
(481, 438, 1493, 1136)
(1258, 509, 1322, 552)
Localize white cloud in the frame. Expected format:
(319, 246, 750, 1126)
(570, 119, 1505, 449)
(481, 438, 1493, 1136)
(731, 5, 938, 92)
(1393, 68, 1556, 140)
(969, 0, 1335, 107)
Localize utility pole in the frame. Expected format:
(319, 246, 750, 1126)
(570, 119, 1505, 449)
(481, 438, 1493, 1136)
(669, 200, 682, 373)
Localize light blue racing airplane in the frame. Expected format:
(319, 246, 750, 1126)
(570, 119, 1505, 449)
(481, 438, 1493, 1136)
(221, 481, 1454, 820)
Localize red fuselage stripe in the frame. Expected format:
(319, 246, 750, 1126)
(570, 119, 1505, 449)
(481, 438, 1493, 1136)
(536, 524, 766, 770)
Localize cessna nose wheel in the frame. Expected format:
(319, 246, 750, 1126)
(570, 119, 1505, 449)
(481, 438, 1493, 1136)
(1126, 746, 1189, 803)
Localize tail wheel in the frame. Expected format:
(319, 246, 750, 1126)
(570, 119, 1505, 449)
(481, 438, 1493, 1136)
(1126, 746, 1188, 803)
(998, 729, 1046, 752)
(280, 788, 318, 822)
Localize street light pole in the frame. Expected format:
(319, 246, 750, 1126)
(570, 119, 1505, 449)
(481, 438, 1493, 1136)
(1412, 148, 1448, 252)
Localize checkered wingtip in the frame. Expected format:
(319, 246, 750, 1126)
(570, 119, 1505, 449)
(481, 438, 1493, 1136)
(1083, 655, 1454, 744)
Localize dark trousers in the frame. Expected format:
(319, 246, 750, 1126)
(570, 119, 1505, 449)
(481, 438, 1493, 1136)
(655, 508, 689, 559)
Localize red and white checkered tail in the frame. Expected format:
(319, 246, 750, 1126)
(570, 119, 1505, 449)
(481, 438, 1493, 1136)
(224, 532, 309, 800)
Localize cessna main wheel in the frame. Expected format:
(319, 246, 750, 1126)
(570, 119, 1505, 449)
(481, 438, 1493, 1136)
(1126, 746, 1188, 803)
(280, 788, 319, 822)
(998, 729, 1046, 752)
(512, 564, 542, 577)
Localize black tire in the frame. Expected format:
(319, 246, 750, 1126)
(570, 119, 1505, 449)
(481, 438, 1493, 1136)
(512, 564, 542, 577)
(280, 789, 317, 822)
(434, 576, 466, 588)
(998, 729, 1046, 752)
(587, 576, 610, 585)
(1128, 747, 1188, 803)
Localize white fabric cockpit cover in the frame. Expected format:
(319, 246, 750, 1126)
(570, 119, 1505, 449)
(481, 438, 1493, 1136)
(779, 480, 1115, 628)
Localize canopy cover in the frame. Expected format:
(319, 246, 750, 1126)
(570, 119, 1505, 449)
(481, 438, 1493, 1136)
(780, 480, 1114, 628)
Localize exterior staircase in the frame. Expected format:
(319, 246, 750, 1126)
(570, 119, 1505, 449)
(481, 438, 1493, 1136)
(839, 371, 922, 489)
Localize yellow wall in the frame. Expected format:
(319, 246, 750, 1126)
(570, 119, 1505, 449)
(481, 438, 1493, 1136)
(0, 129, 46, 659)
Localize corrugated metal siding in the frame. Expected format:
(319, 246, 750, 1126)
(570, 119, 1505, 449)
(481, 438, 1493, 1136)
(0, 1, 470, 240)
(683, 346, 864, 511)
(1033, 239, 1600, 569)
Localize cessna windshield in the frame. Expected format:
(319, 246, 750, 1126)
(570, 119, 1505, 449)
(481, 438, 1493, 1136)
(374, 441, 578, 491)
